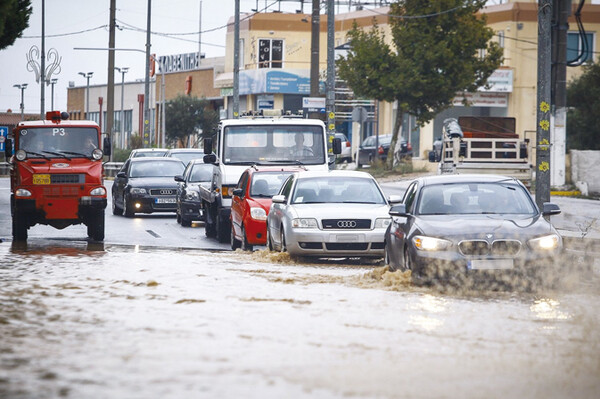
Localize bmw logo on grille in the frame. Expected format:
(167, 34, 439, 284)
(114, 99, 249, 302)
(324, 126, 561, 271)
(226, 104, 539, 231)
(160, 189, 173, 195)
(337, 220, 357, 228)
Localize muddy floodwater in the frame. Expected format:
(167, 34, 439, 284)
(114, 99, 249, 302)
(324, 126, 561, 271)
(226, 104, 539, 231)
(0, 241, 599, 399)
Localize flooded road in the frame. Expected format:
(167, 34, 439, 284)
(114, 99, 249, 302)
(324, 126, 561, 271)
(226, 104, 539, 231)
(1, 241, 599, 399)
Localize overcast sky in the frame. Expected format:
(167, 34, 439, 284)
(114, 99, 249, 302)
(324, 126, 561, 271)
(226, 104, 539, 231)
(0, 0, 319, 114)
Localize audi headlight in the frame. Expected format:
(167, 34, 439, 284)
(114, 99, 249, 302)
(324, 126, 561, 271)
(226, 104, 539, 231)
(185, 191, 199, 201)
(92, 148, 104, 160)
(529, 234, 560, 251)
(130, 188, 147, 195)
(375, 217, 391, 229)
(16, 188, 32, 197)
(16, 149, 27, 161)
(90, 187, 106, 196)
(250, 207, 267, 221)
(413, 235, 452, 251)
(292, 218, 318, 228)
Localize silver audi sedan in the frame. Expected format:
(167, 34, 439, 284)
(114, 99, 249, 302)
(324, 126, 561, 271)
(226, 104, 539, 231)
(266, 170, 398, 258)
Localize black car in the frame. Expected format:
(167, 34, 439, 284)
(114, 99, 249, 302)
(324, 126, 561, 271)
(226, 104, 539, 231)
(356, 134, 412, 168)
(385, 174, 563, 285)
(174, 159, 215, 226)
(112, 157, 185, 217)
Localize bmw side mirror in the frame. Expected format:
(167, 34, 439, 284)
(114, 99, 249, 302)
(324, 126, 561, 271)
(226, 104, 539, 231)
(272, 194, 286, 204)
(5, 138, 13, 158)
(389, 204, 407, 216)
(542, 202, 561, 216)
(204, 138, 213, 154)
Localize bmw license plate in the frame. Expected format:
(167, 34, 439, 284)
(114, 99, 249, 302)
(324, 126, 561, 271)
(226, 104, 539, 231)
(155, 197, 176, 204)
(468, 259, 514, 270)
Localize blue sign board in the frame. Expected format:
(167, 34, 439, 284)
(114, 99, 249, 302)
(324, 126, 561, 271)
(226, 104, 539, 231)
(0, 126, 8, 152)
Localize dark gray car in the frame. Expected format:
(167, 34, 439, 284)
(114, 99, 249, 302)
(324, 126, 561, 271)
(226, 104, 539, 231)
(112, 157, 185, 217)
(174, 159, 215, 226)
(385, 174, 563, 285)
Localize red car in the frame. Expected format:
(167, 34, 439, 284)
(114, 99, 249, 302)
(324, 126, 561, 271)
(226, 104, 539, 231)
(230, 166, 304, 250)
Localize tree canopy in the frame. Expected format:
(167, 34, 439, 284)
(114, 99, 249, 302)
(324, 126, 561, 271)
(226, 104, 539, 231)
(0, 0, 32, 50)
(165, 95, 219, 148)
(337, 0, 503, 167)
(567, 62, 600, 150)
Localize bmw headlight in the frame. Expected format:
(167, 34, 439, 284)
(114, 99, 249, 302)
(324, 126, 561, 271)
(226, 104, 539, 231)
(130, 188, 147, 195)
(250, 207, 267, 221)
(529, 234, 560, 251)
(92, 148, 104, 160)
(413, 235, 452, 251)
(185, 191, 199, 201)
(292, 218, 318, 228)
(90, 187, 106, 196)
(375, 217, 391, 229)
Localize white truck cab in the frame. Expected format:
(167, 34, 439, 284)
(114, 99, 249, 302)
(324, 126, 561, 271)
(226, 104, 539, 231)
(200, 113, 341, 242)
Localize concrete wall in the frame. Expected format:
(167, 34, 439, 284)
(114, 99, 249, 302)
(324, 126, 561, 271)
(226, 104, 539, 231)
(571, 150, 600, 195)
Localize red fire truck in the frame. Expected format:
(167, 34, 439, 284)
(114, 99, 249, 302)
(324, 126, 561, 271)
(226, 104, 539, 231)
(4, 111, 110, 241)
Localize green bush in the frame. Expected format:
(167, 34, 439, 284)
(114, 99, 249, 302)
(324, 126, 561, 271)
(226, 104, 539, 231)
(112, 148, 132, 162)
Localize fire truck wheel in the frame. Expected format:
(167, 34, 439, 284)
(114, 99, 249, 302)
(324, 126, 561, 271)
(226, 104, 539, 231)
(87, 211, 105, 241)
(123, 194, 135, 217)
(112, 192, 123, 215)
(12, 213, 28, 241)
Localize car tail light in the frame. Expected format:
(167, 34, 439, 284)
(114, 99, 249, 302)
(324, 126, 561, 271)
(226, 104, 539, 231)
(345, 141, 351, 147)
(378, 146, 384, 155)
(407, 142, 412, 151)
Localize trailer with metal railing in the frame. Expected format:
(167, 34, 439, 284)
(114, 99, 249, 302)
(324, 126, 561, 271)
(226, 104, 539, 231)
(430, 117, 533, 186)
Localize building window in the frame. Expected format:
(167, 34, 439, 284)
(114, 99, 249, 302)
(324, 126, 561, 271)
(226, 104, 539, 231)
(258, 39, 283, 68)
(567, 32, 594, 63)
(497, 31, 504, 48)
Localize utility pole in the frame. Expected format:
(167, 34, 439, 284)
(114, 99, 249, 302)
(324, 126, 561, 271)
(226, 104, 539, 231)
(50, 78, 57, 110)
(40, 0, 45, 118)
(310, 0, 320, 97)
(326, 0, 335, 136)
(106, 0, 116, 150)
(143, 0, 152, 147)
(115, 67, 129, 149)
(13, 84, 28, 121)
(550, 0, 568, 188)
(536, 0, 553, 208)
(78, 72, 93, 118)
(233, 0, 240, 118)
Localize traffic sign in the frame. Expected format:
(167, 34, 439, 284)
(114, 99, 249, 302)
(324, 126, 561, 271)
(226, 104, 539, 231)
(0, 126, 8, 152)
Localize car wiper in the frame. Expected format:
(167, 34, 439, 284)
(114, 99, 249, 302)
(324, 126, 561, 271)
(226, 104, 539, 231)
(41, 150, 71, 160)
(60, 150, 90, 158)
(252, 194, 272, 198)
(225, 161, 254, 165)
(25, 151, 50, 160)
(263, 160, 305, 165)
(343, 201, 377, 204)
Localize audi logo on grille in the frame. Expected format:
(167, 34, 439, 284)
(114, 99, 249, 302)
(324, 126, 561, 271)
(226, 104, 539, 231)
(160, 189, 173, 195)
(337, 220, 357, 228)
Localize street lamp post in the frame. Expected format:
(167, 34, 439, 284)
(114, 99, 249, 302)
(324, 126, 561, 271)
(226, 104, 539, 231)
(13, 84, 28, 121)
(50, 78, 58, 111)
(78, 71, 93, 118)
(115, 67, 129, 148)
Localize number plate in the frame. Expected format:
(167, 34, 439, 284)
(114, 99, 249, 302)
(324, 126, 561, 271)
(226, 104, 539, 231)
(33, 174, 51, 185)
(468, 259, 514, 270)
(155, 197, 176, 204)
(336, 235, 358, 242)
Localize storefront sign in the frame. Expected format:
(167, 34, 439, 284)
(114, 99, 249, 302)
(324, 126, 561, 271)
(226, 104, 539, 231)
(453, 92, 508, 107)
(158, 52, 199, 73)
(239, 69, 317, 95)
(479, 69, 513, 92)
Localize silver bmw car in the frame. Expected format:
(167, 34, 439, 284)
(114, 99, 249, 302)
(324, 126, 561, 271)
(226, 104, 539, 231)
(266, 170, 398, 258)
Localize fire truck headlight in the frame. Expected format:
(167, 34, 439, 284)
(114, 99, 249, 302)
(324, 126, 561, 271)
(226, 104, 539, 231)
(90, 187, 106, 196)
(92, 148, 104, 160)
(16, 188, 32, 197)
(16, 150, 27, 161)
